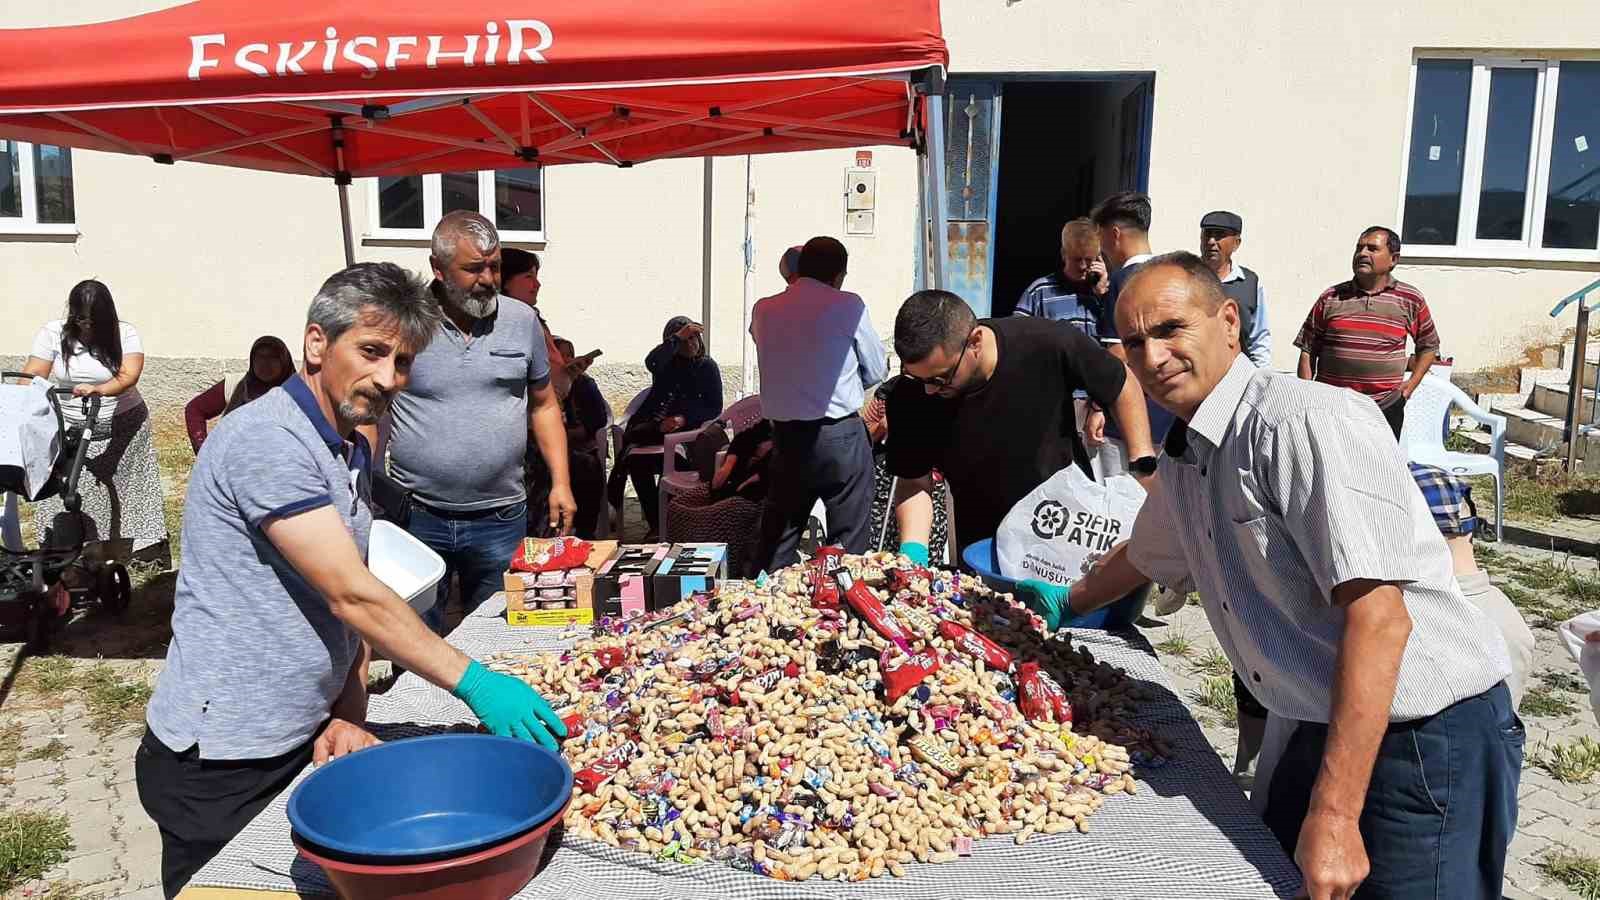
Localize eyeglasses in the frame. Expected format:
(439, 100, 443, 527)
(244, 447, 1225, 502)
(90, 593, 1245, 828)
(902, 330, 975, 388)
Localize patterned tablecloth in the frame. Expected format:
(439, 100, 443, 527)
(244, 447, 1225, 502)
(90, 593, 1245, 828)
(190, 596, 1302, 899)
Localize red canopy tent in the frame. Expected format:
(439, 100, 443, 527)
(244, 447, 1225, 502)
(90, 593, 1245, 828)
(0, 0, 946, 260)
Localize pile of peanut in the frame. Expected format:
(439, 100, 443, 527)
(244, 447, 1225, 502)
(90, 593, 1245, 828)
(486, 552, 1170, 882)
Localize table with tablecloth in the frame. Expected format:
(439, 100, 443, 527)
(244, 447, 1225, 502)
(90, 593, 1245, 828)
(184, 595, 1303, 899)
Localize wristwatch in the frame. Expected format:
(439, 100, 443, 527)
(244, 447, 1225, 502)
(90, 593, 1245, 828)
(1128, 456, 1159, 476)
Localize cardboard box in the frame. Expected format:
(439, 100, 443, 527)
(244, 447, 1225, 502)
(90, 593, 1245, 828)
(507, 606, 596, 628)
(651, 543, 729, 610)
(503, 540, 618, 595)
(587, 543, 671, 620)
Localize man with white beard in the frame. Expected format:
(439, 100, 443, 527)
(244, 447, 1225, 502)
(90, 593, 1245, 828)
(385, 211, 575, 632)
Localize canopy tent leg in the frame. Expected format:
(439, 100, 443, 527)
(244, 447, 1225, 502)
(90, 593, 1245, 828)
(702, 156, 714, 351)
(739, 155, 758, 399)
(337, 181, 355, 267)
(330, 117, 355, 267)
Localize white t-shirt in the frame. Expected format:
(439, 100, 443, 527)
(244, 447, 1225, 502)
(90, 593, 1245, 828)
(30, 319, 145, 424)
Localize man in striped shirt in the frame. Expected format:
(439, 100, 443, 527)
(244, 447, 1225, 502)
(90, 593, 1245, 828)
(1057, 252, 1519, 900)
(1294, 226, 1439, 438)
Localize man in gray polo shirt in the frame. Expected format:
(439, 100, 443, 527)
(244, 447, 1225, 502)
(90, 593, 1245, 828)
(384, 211, 574, 632)
(138, 264, 567, 898)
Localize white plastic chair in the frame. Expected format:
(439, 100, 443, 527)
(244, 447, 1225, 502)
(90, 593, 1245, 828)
(608, 387, 656, 536)
(1400, 372, 1507, 541)
(592, 402, 616, 539)
(659, 395, 763, 538)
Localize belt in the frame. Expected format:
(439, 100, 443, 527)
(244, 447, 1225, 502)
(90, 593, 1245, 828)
(413, 498, 524, 520)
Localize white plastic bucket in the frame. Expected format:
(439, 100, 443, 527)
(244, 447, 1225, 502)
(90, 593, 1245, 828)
(368, 520, 446, 615)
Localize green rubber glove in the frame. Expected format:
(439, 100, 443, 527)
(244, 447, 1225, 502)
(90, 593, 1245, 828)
(452, 660, 567, 749)
(898, 541, 930, 567)
(1018, 579, 1071, 630)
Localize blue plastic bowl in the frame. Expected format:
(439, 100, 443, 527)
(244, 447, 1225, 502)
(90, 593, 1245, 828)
(287, 734, 573, 864)
(961, 537, 1148, 630)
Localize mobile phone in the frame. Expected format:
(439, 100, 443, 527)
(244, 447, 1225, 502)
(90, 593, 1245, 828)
(1086, 270, 1102, 286)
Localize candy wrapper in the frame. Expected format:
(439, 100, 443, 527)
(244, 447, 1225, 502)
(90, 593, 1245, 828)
(834, 569, 914, 652)
(880, 645, 940, 703)
(574, 737, 638, 792)
(938, 620, 1014, 672)
(510, 536, 593, 573)
(1017, 661, 1072, 726)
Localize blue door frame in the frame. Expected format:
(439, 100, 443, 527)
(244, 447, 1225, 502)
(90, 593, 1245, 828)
(921, 74, 1154, 317)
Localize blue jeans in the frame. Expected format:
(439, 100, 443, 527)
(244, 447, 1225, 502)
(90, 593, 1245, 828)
(405, 500, 527, 634)
(1262, 682, 1524, 899)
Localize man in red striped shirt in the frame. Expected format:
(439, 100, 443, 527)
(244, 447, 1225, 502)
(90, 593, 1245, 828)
(1294, 226, 1439, 438)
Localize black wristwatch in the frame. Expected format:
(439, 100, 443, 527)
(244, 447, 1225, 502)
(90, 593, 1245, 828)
(1128, 456, 1159, 476)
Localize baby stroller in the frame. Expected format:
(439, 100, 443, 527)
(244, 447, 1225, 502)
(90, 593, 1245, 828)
(1, 374, 132, 651)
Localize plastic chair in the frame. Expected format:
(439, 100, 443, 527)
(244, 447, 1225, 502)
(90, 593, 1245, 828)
(659, 395, 763, 539)
(1399, 372, 1506, 542)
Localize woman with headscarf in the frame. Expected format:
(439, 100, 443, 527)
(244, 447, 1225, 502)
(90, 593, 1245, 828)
(183, 336, 295, 454)
(22, 279, 170, 566)
(606, 316, 723, 538)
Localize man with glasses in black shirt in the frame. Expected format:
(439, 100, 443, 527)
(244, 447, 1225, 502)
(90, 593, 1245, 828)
(884, 290, 1156, 589)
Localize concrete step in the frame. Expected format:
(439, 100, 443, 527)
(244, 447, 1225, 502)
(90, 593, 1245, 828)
(1559, 341, 1600, 370)
(1530, 382, 1600, 423)
(1501, 404, 1573, 455)
(1461, 429, 1542, 462)
(1519, 366, 1570, 393)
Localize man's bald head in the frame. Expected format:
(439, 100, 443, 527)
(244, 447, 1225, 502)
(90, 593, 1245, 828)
(1114, 251, 1242, 420)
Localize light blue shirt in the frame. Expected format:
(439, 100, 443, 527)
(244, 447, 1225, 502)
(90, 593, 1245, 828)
(750, 277, 888, 421)
(1220, 262, 1273, 368)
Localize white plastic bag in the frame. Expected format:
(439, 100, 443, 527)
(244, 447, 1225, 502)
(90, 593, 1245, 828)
(995, 465, 1147, 588)
(1558, 611, 1600, 727)
(0, 378, 61, 501)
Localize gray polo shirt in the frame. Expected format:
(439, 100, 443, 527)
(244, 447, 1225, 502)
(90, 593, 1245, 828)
(146, 375, 370, 760)
(388, 293, 550, 512)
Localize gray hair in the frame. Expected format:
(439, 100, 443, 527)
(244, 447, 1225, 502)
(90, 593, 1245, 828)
(307, 262, 441, 352)
(430, 210, 499, 264)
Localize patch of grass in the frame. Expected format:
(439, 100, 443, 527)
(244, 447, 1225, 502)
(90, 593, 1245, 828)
(1522, 683, 1581, 718)
(0, 721, 22, 771)
(1533, 737, 1600, 784)
(1193, 648, 1233, 678)
(1488, 463, 1600, 522)
(1444, 428, 1478, 453)
(22, 739, 68, 763)
(1155, 630, 1194, 659)
(1539, 668, 1590, 695)
(1512, 557, 1568, 591)
(78, 665, 153, 735)
(14, 656, 76, 695)
(0, 809, 74, 892)
(1185, 592, 1202, 607)
(1499, 582, 1534, 607)
(1563, 569, 1600, 606)
(1539, 849, 1600, 900)
(1190, 675, 1237, 727)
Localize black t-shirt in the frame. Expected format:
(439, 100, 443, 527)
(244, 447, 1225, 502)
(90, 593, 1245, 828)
(886, 317, 1128, 555)
(1102, 259, 1177, 442)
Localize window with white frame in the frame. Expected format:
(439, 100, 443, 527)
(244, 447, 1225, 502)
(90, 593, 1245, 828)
(0, 140, 75, 233)
(368, 169, 544, 242)
(1400, 57, 1600, 260)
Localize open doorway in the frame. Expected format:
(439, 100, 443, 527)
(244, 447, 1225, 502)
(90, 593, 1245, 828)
(930, 75, 1152, 316)
(989, 78, 1151, 316)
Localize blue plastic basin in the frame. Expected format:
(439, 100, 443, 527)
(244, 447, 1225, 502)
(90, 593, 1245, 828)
(961, 537, 1147, 630)
(287, 734, 573, 864)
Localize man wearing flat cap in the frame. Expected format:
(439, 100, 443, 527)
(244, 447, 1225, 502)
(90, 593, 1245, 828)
(1199, 210, 1272, 367)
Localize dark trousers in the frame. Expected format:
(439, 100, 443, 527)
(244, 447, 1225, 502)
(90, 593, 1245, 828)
(1381, 395, 1406, 439)
(135, 727, 316, 898)
(606, 419, 672, 532)
(406, 499, 528, 633)
(1232, 671, 1270, 719)
(757, 415, 874, 572)
(1262, 683, 1523, 899)
(529, 450, 606, 539)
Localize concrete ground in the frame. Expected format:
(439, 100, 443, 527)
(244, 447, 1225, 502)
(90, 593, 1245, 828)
(3, 527, 1598, 898)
